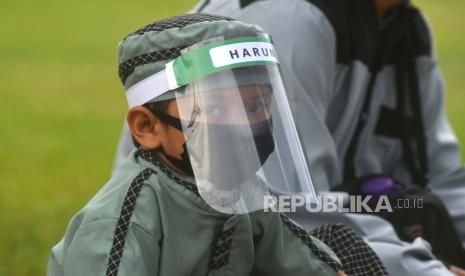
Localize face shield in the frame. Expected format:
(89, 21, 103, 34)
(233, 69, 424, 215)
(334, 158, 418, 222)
(126, 36, 318, 214)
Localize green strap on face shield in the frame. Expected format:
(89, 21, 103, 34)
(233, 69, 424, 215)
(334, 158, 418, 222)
(167, 36, 278, 88)
(126, 36, 279, 108)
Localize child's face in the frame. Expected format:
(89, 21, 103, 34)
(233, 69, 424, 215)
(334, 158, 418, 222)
(157, 84, 273, 172)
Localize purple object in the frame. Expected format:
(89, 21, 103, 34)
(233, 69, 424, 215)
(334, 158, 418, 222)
(361, 177, 401, 197)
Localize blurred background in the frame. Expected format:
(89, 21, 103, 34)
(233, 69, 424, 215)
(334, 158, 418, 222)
(0, 0, 463, 275)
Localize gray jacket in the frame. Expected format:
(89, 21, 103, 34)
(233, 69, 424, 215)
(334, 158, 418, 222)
(114, 0, 465, 274)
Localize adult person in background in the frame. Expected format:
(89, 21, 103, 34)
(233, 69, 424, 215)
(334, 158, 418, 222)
(113, 0, 465, 275)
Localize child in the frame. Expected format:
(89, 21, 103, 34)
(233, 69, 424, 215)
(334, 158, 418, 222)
(48, 14, 382, 276)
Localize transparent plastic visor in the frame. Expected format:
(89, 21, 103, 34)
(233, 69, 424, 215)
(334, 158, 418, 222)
(126, 36, 318, 214)
(175, 65, 318, 214)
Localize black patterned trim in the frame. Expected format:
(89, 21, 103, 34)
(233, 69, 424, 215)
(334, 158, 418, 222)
(118, 47, 184, 84)
(280, 214, 342, 272)
(119, 13, 236, 83)
(138, 149, 200, 196)
(106, 168, 156, 276)
(138, 148, 234, 269)
(209, 227, 235, 270)
(310, 224, 388, 276)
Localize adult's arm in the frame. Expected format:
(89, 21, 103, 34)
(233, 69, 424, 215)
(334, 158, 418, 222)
(410, 17, 465, 244)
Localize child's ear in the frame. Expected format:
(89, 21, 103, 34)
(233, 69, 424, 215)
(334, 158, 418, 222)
(127, 106, 163, 149)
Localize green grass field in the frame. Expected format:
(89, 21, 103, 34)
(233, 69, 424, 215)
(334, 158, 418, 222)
(0, 1, 463, 275)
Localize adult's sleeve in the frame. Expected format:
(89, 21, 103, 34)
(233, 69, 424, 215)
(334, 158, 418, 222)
(289, 210, 456, 276)
(47, 219, 159, 276)
(412, 17, 465, 245)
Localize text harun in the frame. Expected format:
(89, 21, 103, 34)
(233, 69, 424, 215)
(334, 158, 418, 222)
(229, 47, 276, 59)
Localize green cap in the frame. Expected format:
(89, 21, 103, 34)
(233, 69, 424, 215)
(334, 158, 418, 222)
(118, 13, 269, 103)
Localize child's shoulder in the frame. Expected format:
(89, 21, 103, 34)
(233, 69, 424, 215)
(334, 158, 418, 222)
(70, 157, 165, 237)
